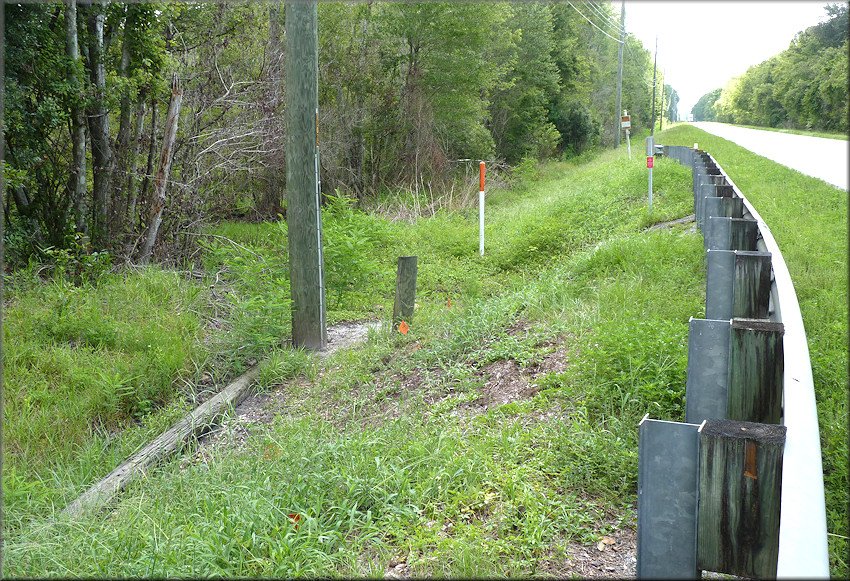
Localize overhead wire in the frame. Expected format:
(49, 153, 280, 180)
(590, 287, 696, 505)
(584, 0, 626, 35)
(566, 1, 657, 88)
(565, 0, 624, 44)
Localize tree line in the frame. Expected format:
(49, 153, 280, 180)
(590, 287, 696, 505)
(4, 1, 668, 266)
(691, 4, 847, 131)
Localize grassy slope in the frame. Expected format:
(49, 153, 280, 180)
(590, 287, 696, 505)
(661, 124, 849, 577)
(5, 130, 844, 576)
(5, 148, 706, 576)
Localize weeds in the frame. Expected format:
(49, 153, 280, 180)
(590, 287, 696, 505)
(12, 137, 840, 577)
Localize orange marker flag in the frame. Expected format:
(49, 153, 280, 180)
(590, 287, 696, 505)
(398, 320, 409, 334)
(447, 298, 451, 308)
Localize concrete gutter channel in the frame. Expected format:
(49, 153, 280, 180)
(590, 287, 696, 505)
(660, 145, 829, 578)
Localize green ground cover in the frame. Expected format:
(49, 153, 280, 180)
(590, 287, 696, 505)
(5, 129, 843, 576)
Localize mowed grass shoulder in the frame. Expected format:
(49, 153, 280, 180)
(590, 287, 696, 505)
(7, 147, 706, 576)
(660, 124, 848, 577)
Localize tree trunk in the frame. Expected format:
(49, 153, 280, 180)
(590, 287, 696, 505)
(139, 77, 182, 264)
(85, 0, 113, 245)
(109, 4, 134, 239)
(122, 92, 147, 239)
(138, 93, 158, 225)
(65, 0, 88, 235)
(259, 1, 285, 218)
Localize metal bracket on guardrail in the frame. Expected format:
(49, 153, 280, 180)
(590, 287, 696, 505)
(706, 250, 772, 320)
(637, 416, 702, 579)
(704, 216, 759, 251)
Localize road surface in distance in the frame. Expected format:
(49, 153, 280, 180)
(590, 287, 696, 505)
(692, 122, 848, 191)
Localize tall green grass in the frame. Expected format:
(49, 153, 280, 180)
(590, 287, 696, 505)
(6, 146, 709, 576)
(660, 124, 848, 577)
(3, 267, 209, 529)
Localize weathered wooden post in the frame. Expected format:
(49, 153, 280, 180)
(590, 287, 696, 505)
(697, 418, 786, 578)
(286, 0, 326, 350)
(727, 319, 784, 424)
(706, 250, 772, 321)
(393, 256, 417, 324)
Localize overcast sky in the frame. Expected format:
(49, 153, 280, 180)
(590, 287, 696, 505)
(620, 1, 832, 119)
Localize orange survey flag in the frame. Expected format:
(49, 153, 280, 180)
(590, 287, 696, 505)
(398, 320, 409, 334)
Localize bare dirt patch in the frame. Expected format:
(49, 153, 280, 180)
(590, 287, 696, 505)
(539, 528, 637, 578)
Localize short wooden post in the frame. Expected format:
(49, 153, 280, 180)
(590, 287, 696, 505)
(697, 418, 786, 578)
(393, 256, 417, 323)
(727, 319, 784, 424)
(730, 218, 759, 252)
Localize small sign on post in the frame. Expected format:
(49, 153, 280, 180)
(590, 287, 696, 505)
(647, 156, 654, 169)
(623, 110, 631, 158)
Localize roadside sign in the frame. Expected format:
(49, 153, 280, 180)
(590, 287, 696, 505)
(621, 115, 631, 129)
(647, 156, 654, 169)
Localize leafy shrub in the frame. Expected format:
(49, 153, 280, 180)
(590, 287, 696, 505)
(40, 232, 112, 286)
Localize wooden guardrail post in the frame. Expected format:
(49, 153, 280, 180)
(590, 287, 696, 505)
(393, 256, 418, 324)
(697, 418, 786, 578)
(727, 319, 784, 424)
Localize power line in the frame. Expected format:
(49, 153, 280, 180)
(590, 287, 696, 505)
(566, 0, 624, 44)
(585, 0, 626, 34)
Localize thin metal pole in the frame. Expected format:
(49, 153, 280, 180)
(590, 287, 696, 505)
(660, 72, 665, 131)
(651, 36, 658, 136)
(649, 36, 657, 209)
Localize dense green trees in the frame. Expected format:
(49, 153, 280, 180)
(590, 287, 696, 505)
(691, 4, 847, 131)
(4, 1, 662, 265)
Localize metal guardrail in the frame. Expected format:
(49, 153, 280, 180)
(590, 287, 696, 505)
(662, 145, 830, 578)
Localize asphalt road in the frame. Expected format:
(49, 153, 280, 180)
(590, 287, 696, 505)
(692, 122, 848, 191)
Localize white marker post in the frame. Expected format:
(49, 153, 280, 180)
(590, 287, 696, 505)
(479, 161, 485, 256)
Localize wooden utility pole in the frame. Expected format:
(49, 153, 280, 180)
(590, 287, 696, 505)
(651, 36, 658, 136)
(615, 0, 625, 148)
(286, 0, 327, 350)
